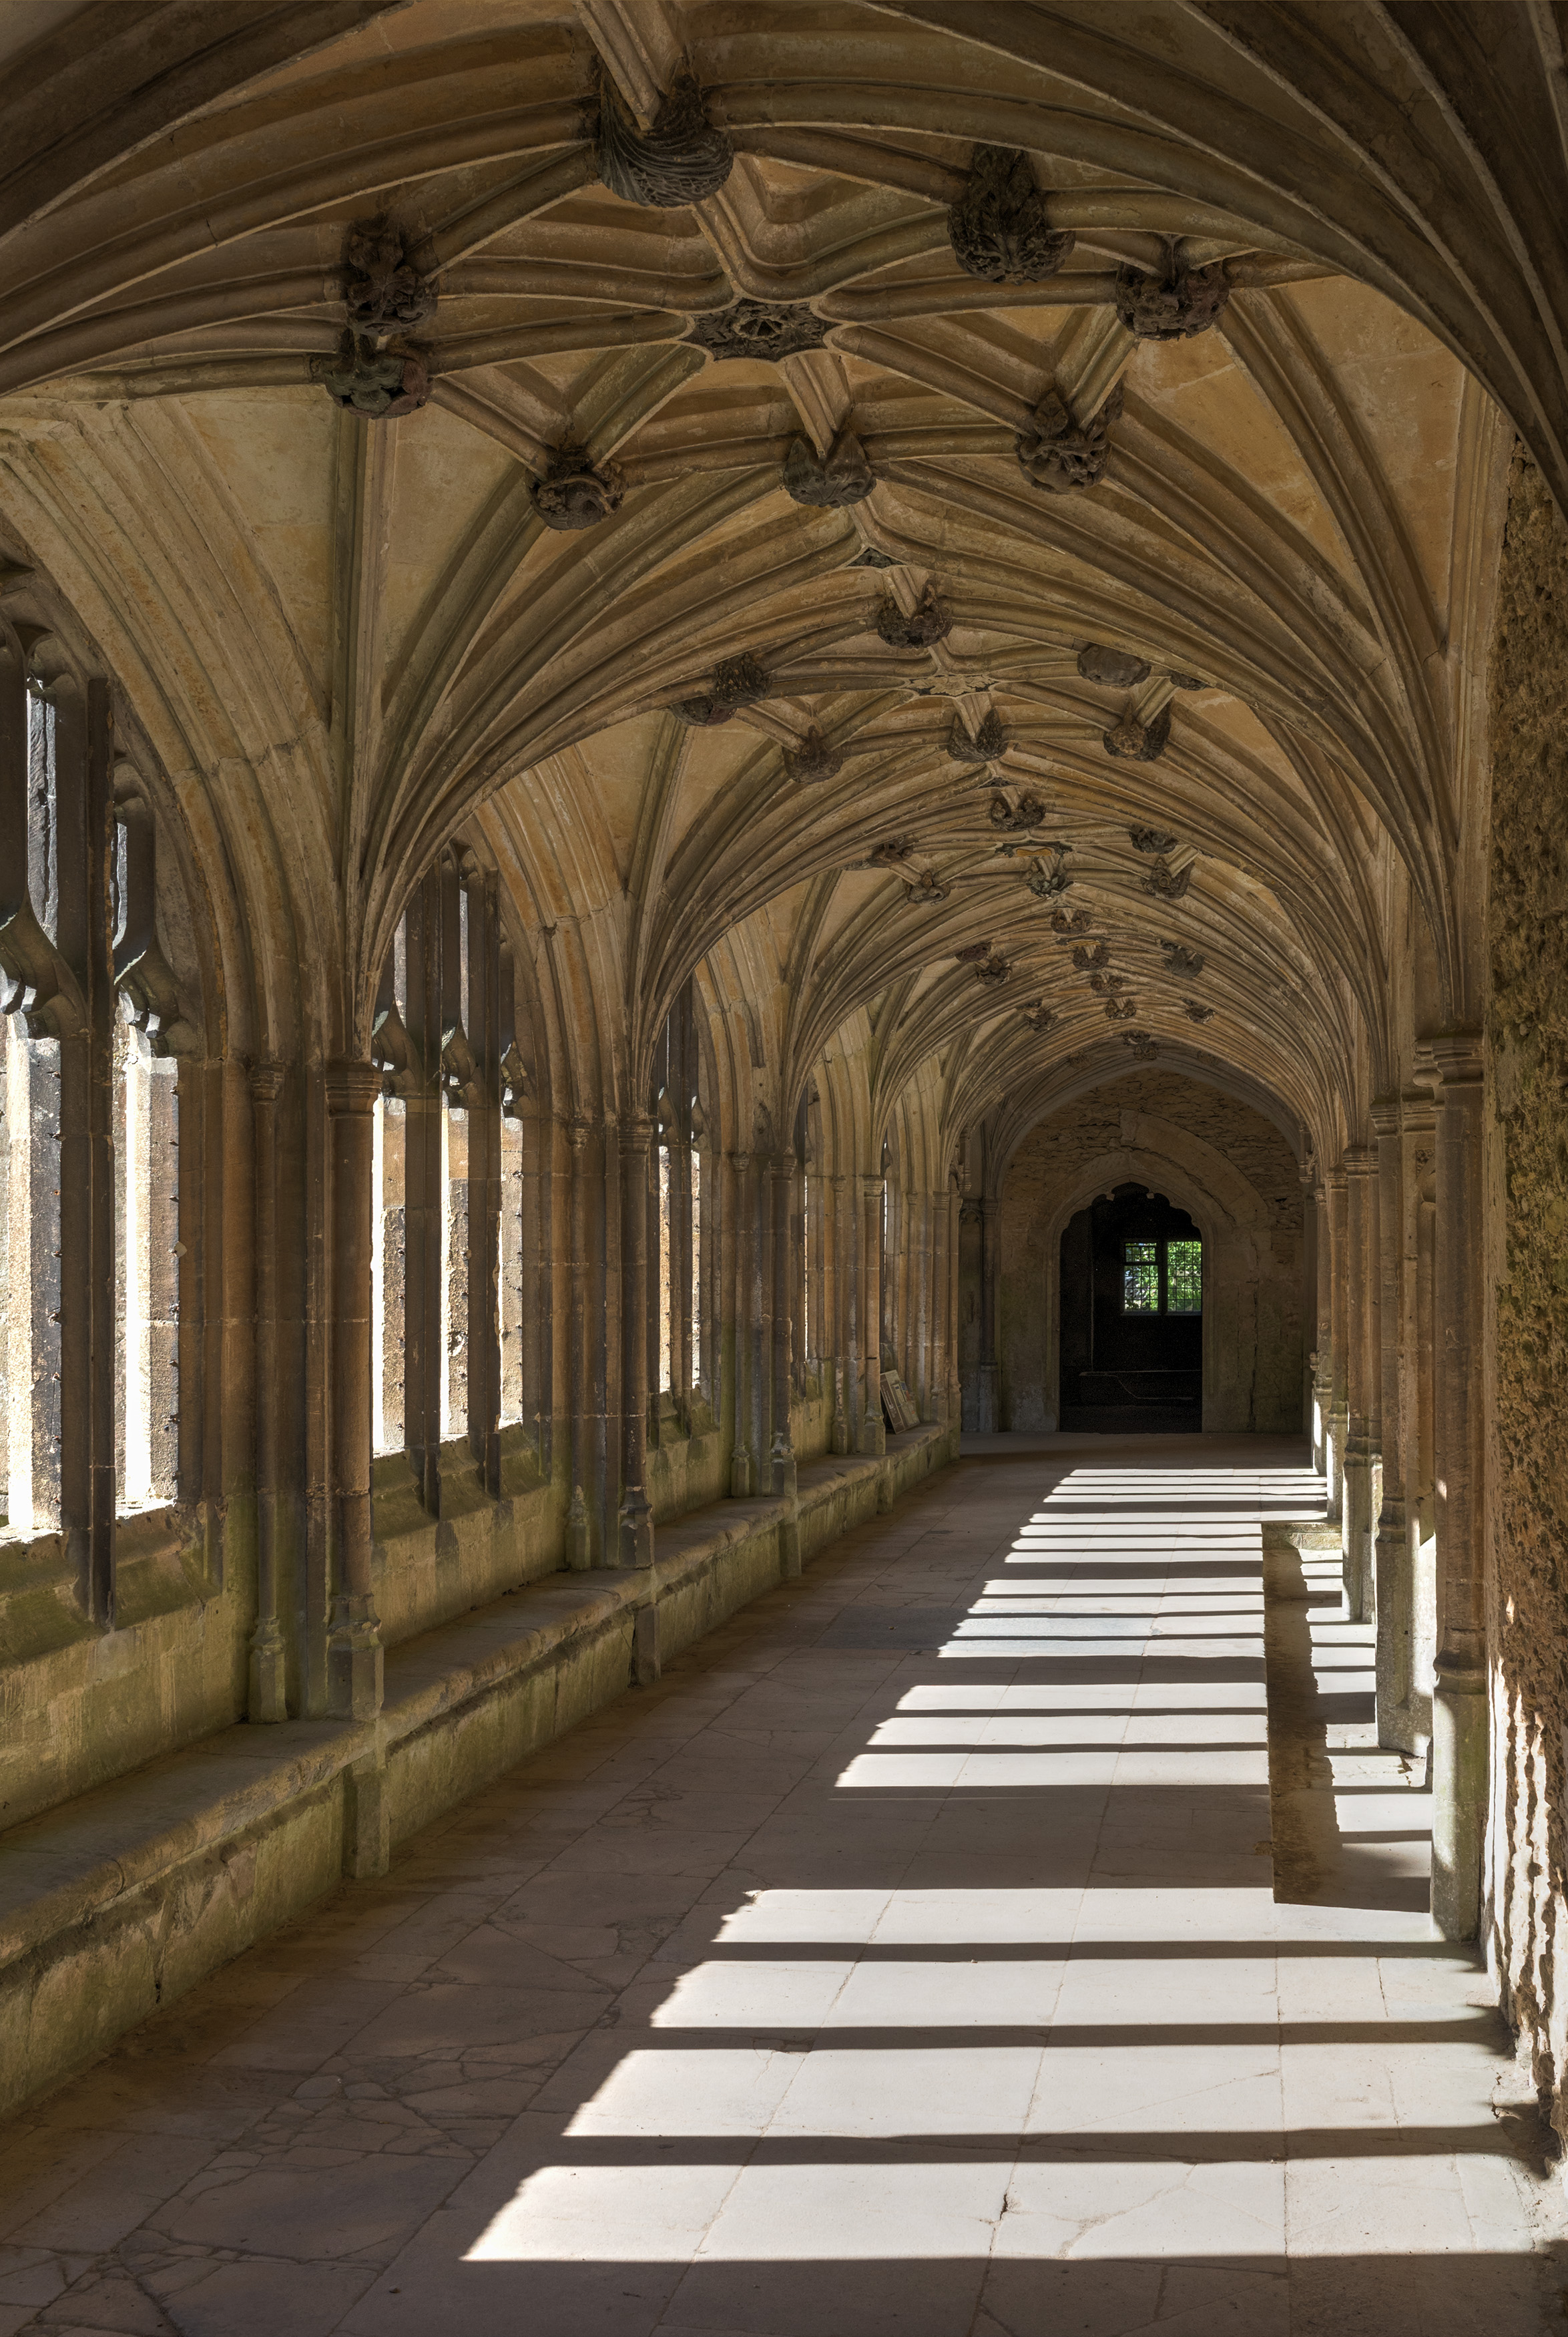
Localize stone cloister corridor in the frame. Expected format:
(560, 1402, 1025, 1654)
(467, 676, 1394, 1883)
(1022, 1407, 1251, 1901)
(1, 1441, 1559, 2337)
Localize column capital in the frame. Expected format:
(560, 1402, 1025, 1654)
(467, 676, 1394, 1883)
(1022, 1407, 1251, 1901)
(1430, 1029, 1485, 1090)
(618, 1109, 655, 1154)
(1342, 1142, 1378, 1171)
(250, 1056, 287, 1106)
(1369, 1096, 1402, 1138)
(325, 1058, 382, 1116)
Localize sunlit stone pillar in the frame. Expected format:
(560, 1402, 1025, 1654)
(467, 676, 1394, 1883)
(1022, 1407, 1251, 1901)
(1430, 1032, 1487, 1940)
(1342, 1143, 1379, 1623)
(618, 1111, 654, 1567)
(1372, 1097, 1417, 1749)
(1325, 1163, 1349, 1525)
(325, 1060, 384, 1722)
(1403, 1078, 1439, 1745)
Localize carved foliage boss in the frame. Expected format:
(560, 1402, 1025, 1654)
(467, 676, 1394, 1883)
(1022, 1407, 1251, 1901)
(948, 146, 1075, 282)
(595, 70, 733, 207)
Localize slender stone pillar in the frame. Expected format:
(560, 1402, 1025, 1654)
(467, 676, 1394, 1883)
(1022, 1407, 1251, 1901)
(1325, 1164, 1349, 1524)
(618, 1112, 654, 1566)
(1371, 1098, 1417, 1749)
(1342, 1144, 1379, 1623)
(947, 1174, 963, 1445)
(860, 1171, 885, 1455)
(324, 1060, 384, 1721)
(248, 1060, 288, 1721)
(1430, 1032, 1487, 1940)
(1311, 1179, 1332, 1474)
(1402, 1080, 1439, 1743)
(977, 1193, 999, 1434)
(828, 1171, 850, 1454)
(769, 1152, 800, 1573)
(730, 1148, 754, 1493)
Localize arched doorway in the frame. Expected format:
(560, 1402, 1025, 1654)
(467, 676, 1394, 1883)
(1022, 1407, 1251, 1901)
(1059, 1185, 1203, 1432)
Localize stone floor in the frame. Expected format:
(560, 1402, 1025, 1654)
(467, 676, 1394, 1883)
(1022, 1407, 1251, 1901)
(1, 1435, 1563, 2336)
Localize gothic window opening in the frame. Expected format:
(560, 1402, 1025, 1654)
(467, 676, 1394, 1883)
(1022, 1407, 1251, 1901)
(649, 978, 703, 1410)
(1122, 1235, 1202, 1315)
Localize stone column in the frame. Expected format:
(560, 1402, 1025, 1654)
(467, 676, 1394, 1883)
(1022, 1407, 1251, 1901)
(325, 1060, 384, 1721)
(931, 1182, 950, 1425)
(977, 1193, 999, 1434)
(730, 1148, 754, 1494)
(947, 1175, 963, 1443)
(1325, 1164, 1349, 1524)
(1403, 1079, 1439, 1743)
(1372, 1097, 1418, 1749)
(248, 1060, 288, 1721)
(1430, 1032, 1487, 1940)
(860, 1171, 885, 1455)
(1310, 1179, 1332, 1473)
(1342, 1144, 1379, 1623)
(618, 1112, 654, 1566)
(769, 1152, 800, 1573)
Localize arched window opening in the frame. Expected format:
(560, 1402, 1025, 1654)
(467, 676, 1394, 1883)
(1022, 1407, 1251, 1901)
(369, 844, 537, 1506)
(0, 636, 195, 1601)
(647, 978, 703, 1418)
(1061, 1185, 1203, 1434)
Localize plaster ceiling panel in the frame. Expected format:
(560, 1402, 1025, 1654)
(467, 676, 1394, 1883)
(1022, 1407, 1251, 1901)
(1280, 278, 1468, 626)
(381, 399, 516, 674)
(180, 389, 336, 701)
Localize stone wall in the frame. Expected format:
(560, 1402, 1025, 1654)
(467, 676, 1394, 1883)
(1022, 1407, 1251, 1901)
(993, 1071, 1305, 1433)
(1485, 449, 1568, 2128)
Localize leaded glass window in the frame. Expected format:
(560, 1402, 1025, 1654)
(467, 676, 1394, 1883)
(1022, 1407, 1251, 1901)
(1123, 1240, 1159, 1312)
(1166, 1239, 1202, 1313)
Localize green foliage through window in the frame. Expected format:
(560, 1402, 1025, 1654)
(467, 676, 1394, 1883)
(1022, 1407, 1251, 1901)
(1121, 1235, 1202, 1315)
(1123, 1240, 1159, 1312)
(1166, 1239, 1202, 1313)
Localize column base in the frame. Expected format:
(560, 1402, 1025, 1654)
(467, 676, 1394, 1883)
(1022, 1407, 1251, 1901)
(1373, 1502, 1420, 1754)
(619, 1486, 654, 1568)
(860, 1413, 886, 1458)
(770, 1434, 797, 1501)
(633, 1603, 661, 1687)
(1341, 1448, 1376, 1622)
(730, 1444, 754, 1498)
(567, 1486, 591, 1570)
(326, 1595, 383, 1721)
(247, 1619, 288, 1724)
(1431, 1655, 1488, 1941)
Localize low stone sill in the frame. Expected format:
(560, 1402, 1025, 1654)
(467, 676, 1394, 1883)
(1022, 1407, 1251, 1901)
(0, 1502, 204, 1664)
(0, 1418, 951, 2117)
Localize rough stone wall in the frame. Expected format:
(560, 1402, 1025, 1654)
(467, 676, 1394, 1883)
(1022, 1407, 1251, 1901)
(996, 1072, 1304, 1432)
(1485, 448, 1568, 2126)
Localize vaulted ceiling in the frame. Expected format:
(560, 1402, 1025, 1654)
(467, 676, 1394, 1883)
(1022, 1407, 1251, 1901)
(0, 0, 1552, 1156)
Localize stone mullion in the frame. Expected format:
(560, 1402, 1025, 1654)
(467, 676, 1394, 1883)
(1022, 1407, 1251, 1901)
(1342, 1143, 1378, 1623)
(672, 1127, 693, 1406)
(828, 1171, 850, 1455)
(929, 1181, 949, 1424)
(1372, 1098, 1415, 1749)
(947, 1175, 963, 1427)
(54, 678, 115, 1625)
(465, 875, 501, 1497)
(566, 1116, 592, 1557)
(769, 1153, 793, 1474)
(728, 1150, 752, 1495)
(1311, 1180, 1332, 1474)
(324, 1060, 384, 1722)
(403, 877, 443, 1513)
(1430, 1032, 1487, 1941)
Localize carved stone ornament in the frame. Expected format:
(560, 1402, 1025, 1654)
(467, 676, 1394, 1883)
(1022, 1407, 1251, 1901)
(904, 867, 951, 905)
(595, 67, 733, 208)
(974, 953, 1011, 986)
(1129, 824, 1178, 854)
(782, 725, 843, 783)
(1078, 642, 1149, 688)
(954, 941, 993, 963)
(310, 331, 429, 419)
(672, 651, 772, 726)
(1103, 703, 1172, 762)
(1073, 941, 1109, 971)
(1170, 672, 1206, 690)
(877, 586, 951, 649)
(530, 444, 625, 532)
(345, 224, 437, 329)
(850, 546, 896, 569)
(989, 791, 1047, 833)
(1183, 999, 1215, 1022)
(1115, 245, 1232, 341)
(1161, 938, 1204, 975)
(1051, 905, 1093, 933)
(688, 298, 830, 362)
(947, 144, 1075, 283)
(1103, 996, 1137, 1020)
(949, 706, 1007, 764)
(848, 834, 918, 869)
(1016, 383, 1123, 493)
(1021, 1001, 1057, 1032)
(1123, 1030, 1160, 1058)
(783, 429, 875, 507)
(1089, 971, 1128, 995)
(1143, 855, 1193, 900)
(1023, 843, 1073, 900)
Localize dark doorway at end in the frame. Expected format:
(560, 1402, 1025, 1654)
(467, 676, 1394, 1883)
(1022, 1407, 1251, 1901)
(1060, 1183, 1202, 1432)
